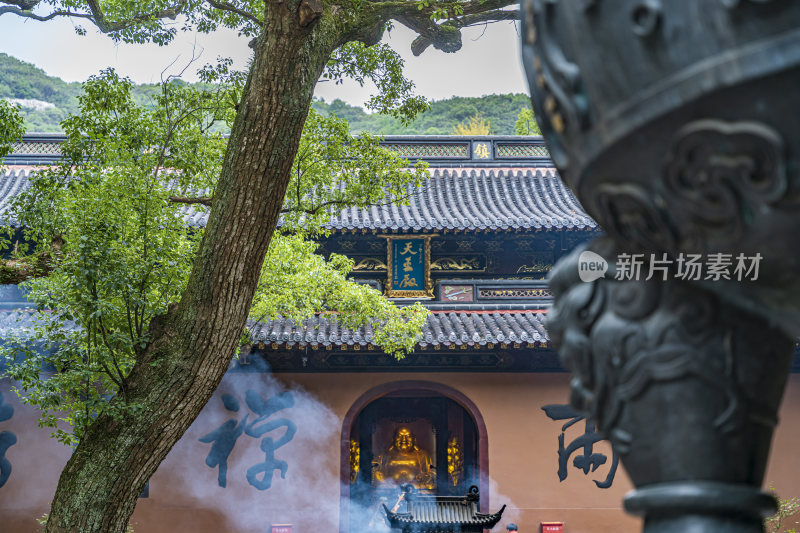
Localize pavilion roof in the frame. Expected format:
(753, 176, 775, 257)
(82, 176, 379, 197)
(383, 485, 506, 532)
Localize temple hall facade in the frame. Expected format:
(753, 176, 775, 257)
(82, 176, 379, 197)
(1, 135, 798, 533)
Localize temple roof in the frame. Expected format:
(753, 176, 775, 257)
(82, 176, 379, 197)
(0, 166, 595, 233)
(329, 168, 594, 232)
(0, 278, 550, 349)
(0, 167, 30, 227)
(248, 309, 549, 349)
(0, 306, 548, 349)
(1, 134, 596, 232)
(383, 485, 505, 532)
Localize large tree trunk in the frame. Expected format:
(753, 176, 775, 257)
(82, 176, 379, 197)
(44, 6, 336, 532)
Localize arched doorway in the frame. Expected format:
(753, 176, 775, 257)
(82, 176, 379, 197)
(339, 381, 489, 533)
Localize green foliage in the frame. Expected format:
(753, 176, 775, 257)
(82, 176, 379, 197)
(0, 67, 428, 444)
(325, 42, 429, 125)
(766, 485, 800, 533)
(0, 98, 25, 162)
(1, 68, 226, 444)
(451, 114, 491, 135)
(185, 0, 264, 39)
(515, 108, 541, 136)
(283, 108, 428, 232)
(414, 0, 464, 20)
(252, 233, 428, 358)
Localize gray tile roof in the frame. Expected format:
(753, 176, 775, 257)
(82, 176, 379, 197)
(0, 309, 78, 337)
(0, 167, 595, 232)
(1, 308, 548, 348)
(0, 309, 35, 337)
(0, 167, 210, 228)
(248, 310, 549, 348)
(383, 487, 505, 530)
(330, 168, 594, 232)
(0, 167, 32, 227)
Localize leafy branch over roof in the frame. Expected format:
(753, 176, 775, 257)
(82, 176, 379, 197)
(1, 68, 427, 446)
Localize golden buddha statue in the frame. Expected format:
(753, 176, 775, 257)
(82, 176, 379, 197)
(446, 436, 464, 487)
(373, 426, 434, 490)
(349, 439, 360, 484)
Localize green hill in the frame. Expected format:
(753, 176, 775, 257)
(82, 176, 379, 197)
(0, 53, 82, 131)
(0, 53, 534, 135)
(0, 53, 194, 132)
(312, 93, 534, 135)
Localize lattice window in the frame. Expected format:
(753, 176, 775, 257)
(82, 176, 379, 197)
(478, 287, 552, 299)
(10, 141, 63, 155)
(495, 144, 550, 158)
(383, 143, 469, 158)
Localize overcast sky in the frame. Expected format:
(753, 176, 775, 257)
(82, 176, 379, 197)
(0, 14, 530, 108)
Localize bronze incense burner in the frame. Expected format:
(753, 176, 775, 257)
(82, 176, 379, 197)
(521, 1, 800, 531)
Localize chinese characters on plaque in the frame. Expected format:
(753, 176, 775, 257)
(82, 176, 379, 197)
(386, 236, 433, 297)
(472, 141, 492, 160)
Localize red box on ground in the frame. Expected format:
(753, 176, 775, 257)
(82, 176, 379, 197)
(271, 525, 293, 533)
(541, 522, 563, 533)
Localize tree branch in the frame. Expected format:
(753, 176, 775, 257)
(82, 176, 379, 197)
(369, 0, 517, 56)
(457, 7, 518, 24)
(168, 196, 213, 206)
(0, 236, 63, 284)
(85, 0, 185, 32)
(3, 0, 37, 9)
(281, 191, 415, 216)
(409, 9, 518, 55)
(96, 315, 129, 398)
(205, 0, 263, 26)
(1, 0, 188, 32)
(0, 4, 92, 22)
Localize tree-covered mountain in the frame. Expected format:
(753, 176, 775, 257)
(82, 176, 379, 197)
(0, 53, 209, 132)
(313, 93, 534, 135)
(1, 53, 534, 135)
(0, 52, 82, 131)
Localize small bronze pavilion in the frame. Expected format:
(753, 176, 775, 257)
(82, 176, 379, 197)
(382, 485, 505, 533)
